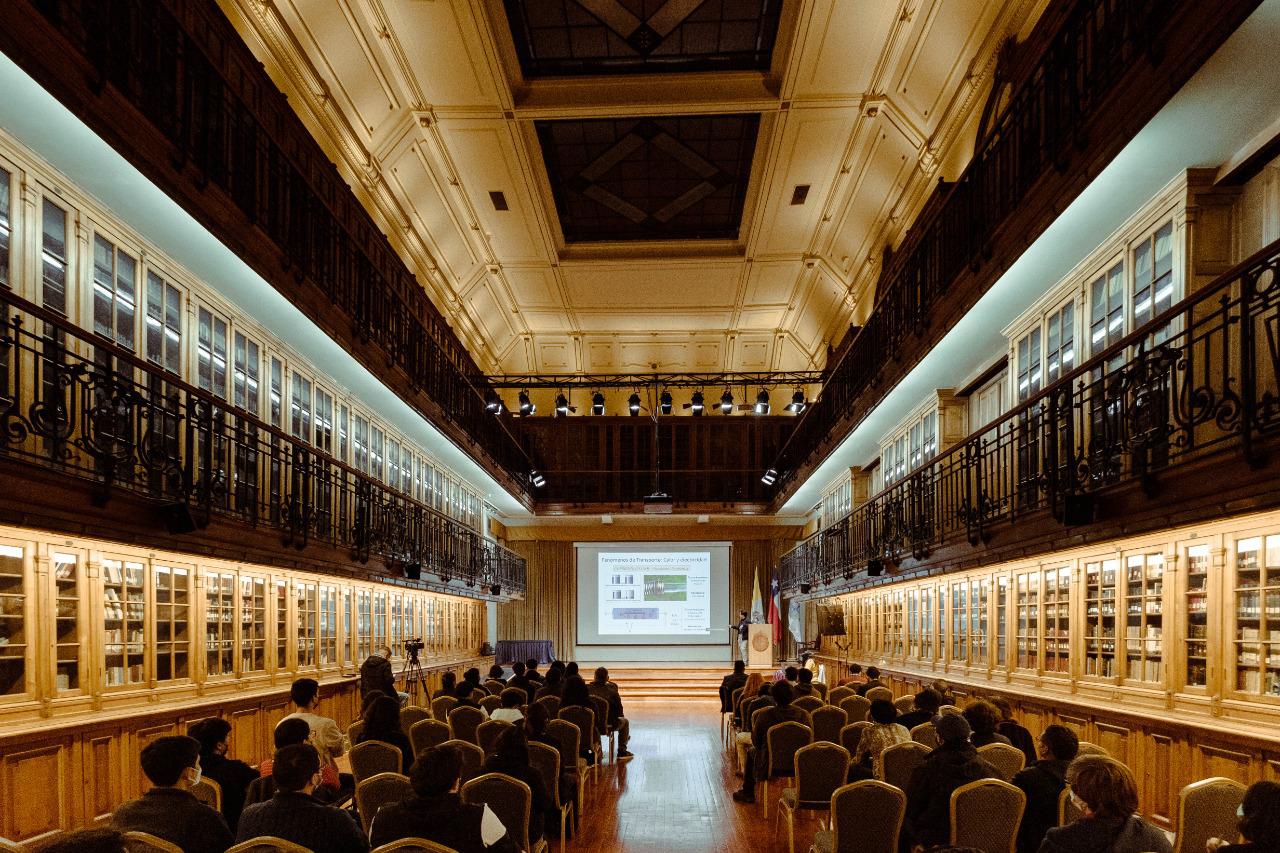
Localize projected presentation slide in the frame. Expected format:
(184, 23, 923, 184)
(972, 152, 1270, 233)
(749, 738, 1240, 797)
(598, 551, 711, 635)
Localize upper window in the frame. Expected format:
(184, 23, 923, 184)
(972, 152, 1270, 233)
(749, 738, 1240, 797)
(145, 273, 182, 375)
(0, 167, 12, 288)
(197, 307, 229, 400)
(92, 235, 137, 351)
(40, 198, 69, 315)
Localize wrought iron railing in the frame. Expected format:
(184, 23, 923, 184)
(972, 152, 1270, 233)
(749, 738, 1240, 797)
(780, 237, 1280, 593)
(0, 287, 526, 599)
(769, 0, 1208, 497)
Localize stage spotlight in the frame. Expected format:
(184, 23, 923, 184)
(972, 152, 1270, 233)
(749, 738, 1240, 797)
(719, 389, 734, 414)
(490, 583, 502, 596)
(659, 390, 673, 415)
(554, 393, 570, 417)
(761, 467, 778, 486)
(785, 390, 807, 413)
(685, 391, 705, 416)
(518, 390, 535, 417)
(628, 392, 642, 416)
(753, 389, 771, 415)
(484, 390, 502, 414)
(591, 391, 605, 416)
(530, 469, 546, 488)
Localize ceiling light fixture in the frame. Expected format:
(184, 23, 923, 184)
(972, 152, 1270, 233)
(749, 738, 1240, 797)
(484, 390, 502, 414)
(554, 392, 570, 417)
(719, 389, 734, 414)
(785, 390, 807, 413)
(530, 469, 546, 488)
(628, 392, 642, 416)
(685, 390, 705, 416)
(659, 390, 673, 415)
(761, 467, 778, 486)
(518, 390, 536, 417)
(591, 391, 605, 416)
(753, 389, 771, 415)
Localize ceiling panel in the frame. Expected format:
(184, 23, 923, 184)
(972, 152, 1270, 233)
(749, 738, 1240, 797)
(386, 144, 479, 282)
(384, 1, 504, 106)
(503, 265, 563, 308)
(828, 116, 918, 269)
(893, 0, 999, 133)
(790, 0, 901, 99)
(560, 260, 740, 308)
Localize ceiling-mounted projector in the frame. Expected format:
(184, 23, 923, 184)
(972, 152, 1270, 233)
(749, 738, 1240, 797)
(643, 493, 674, 514)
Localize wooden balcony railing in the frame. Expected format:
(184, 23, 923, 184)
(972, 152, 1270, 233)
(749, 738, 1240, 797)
(0, 287, 526, 600)
(780, 236, 1280, 593)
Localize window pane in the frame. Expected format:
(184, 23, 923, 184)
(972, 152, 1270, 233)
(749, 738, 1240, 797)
(41, 199, 68, 314)
(0, 167, 11, 288)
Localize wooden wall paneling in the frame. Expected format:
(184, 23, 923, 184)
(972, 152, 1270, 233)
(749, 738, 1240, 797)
(83, 733, 121, 825)
(2, 740, 68, 840)
(1146, 732, 1176, 829)
(1095, 722, 1134, 768)
(1197, 743, 1254, 784)
(229, 707, 262, 766)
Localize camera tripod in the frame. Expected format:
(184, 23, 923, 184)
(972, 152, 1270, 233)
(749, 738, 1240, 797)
(400, 649, 429, 705)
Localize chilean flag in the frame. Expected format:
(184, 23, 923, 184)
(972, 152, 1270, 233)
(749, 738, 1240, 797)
(767, 577, 781, 645)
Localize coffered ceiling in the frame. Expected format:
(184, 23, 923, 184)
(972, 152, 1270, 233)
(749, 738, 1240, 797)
(219, 0, 1046, 378)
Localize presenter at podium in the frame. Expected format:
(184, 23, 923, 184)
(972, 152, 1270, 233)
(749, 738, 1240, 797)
(736, 610, 750, 662)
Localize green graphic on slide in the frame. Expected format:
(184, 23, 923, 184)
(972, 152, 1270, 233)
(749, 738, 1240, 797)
(643, 574, 687, 601)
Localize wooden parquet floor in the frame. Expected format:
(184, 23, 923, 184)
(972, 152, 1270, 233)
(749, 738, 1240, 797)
(569, 698, 807, 853)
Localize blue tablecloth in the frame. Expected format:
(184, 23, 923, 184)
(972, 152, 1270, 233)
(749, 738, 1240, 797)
(496, 640, 556, 664)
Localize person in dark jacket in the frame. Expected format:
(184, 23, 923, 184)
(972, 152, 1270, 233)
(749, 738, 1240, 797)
(370, 745, 520, 853)
(992, 696, 1038, 766)
(525, 659, 546, 684)
(524, 703, 578, 817)
(434, 671, 458, 700)
(41, 829, 128, 853)
(360, 645, 401, 703)
(480, 726, 550, 845)
(904, 713, 1000, 848)
(236, 744, 368, 853)
(719, 659, 748, 712)
(188, 717, 260, 831)
(1039, 756, 1171, 853)
(1012, 725, 1079, 853)
(732, 681, 808, 804)
(855, 666, 885, 696)
(1209, 780, 1280, 851)
(111, 735, 234, 853)
(507, 660, 535, 702)
(964, 699, 1013, 747)
(354, 694, 414, 772)
(588, 666, 633, 759)
(897, 687, 942, 731)
(535, 667, 564, 699)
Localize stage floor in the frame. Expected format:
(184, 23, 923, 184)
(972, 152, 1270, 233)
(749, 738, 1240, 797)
(578, 662, 773, 700)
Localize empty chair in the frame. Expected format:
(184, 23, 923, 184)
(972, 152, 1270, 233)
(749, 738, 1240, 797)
(827, 686, 855, 707)
(587, 695, 614, 764)
(893, 695, 916, 714)
(1173, 777, 1247, 853)
(399, 706, 430, 731)
(1075, 741, 1109, 757)
(225, 839, 314, 853)
(762, 720, 814, 819)
(840, 695, 870, 723)
(545, 718, 588, 816)
(865, 686, 894, 705)
(484, 679, 507, 695)
(557, 706, 597, 766)
(793, 695, 825, 714)
(355, 771, 413, 833)
(461, 773, 546, 853)
(350, 739, 402, 782)
(880, 741, 930, 792)
(811, 705, 847, 745)
(839, 721, 871, 757)
(950, 778, 1026, 853)
(441, 739, 485, 784)
(778, 742, 850, 853)
(535, 695, 560, 718)
(479, 695, 502, 715)
(191, 776, 223, 811)
(409, 719, 451, 757)
(371, 840, 459, 853)
(477, 719, 513, 756)
(977, 742, 1027, 781)
(449, 706, 487, 745)
(725, 686, 746, 745)
(811, 780, 906, 853)
(910, 722, 939, 750)
(430, 696, 457, 721)
(529, 740, 573, 853)
(122, 833, 184, 853)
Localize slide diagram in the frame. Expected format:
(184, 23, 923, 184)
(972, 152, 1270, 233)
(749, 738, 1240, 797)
(598, 551, 710, 635)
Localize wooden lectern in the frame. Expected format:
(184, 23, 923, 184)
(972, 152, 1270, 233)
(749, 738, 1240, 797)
(747, 623, 772, 668)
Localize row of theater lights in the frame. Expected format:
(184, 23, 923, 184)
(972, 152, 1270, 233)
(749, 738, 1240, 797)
(486, 388, 808, 417)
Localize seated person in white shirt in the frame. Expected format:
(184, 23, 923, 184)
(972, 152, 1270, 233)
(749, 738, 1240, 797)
(279, 678, 345, 762)
(489, 690, 525, 724)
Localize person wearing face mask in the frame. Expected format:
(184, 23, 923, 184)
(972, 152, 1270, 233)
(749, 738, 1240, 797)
(1207, 780, 1280, 852)
(188, 717, 260, 831)
(235, 744, 369, 853)
(1038, 755, 1171, 853)
(111, 735, 234, 853)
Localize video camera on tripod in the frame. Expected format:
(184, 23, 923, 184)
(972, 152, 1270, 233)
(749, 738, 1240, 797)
(404, 637, 424, 662)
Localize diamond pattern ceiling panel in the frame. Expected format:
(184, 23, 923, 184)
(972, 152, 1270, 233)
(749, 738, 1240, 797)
(537, 113, 759, 242)
(503, 0, 783, 77)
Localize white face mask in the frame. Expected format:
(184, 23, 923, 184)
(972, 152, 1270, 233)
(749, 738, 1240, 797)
(188, 764, 202, 787)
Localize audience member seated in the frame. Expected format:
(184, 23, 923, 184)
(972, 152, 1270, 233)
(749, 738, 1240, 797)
(783, 666, 799, 684)
(360, 645, 406, 705)
(526, 659, 546, 684)
(559, 675, 597, 763)
(259, 718, 343, 803)
(524, 703, 578, 815)
(41, 828, 128, 853)
(897, 688, 942, 731)
(837, 663, 864, 687)
(280, 678, 346, 763)
(734, 673, 767, 729)
(964, 700, 1013, 747)
(491, 689, 526, 724)
(435, 671, 458, 700)
(855, 666, 885, 697)
(188, 717, 259, 831)
(732, 680, 808, 804)
(1207, 780, 1280, 852)
(488, 664, 507, 681)
(854, 699, 911, 772)
(565, 662, 580, 679)
(359, 690, 386, 720)
(507, 660, 535, 701)
(588, 666, 634, 759)
(794, 668, 817, 696)
(1012, 725, 1079, 853)
(1039, 756, 1171, 853)
(111, 735, 234, 853)
(930, 679, 956, 706)
(369, 745, 520, 853)
(904, 713, 1000, 848)
(236, 744, 368, 853)
(480, 726, 549, 845)
(535, 667, 564, 699)
(720, 660, 748, 712)
(992, 697, 1037, 766)
(355, 694, 414, 771)
(455, 680, 491, 716)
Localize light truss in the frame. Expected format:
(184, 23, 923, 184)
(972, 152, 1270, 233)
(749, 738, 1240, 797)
(486, 371, 825, 389)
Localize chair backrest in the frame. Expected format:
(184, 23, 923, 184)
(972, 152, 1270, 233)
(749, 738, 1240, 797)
(190, 775, 222, 811)
(527, 741, 564, 810)
(588, 696, 610, 736)
(812, 682, 829, 700)
(793, 742, 851, 806)
(729, 687, 745, 714)
(840, 695, 871, 723)
(937, 704, 962, 716)
(1174, 777, 1247, 853)
(1057, 786, 1084, 826)
(225, 838, 315, 853)
(811, 705, 848, 744)
(122, 832, 185, 853)
(347, 719, 366, 744)
(545, 719, 581, 772)
(535, 695, 560, 718)
(442, 739, 485, 783)
(839, 721, 872, 755)
(865, 686, 894, 704)
(829, 780, 906, 853)
(827, 686, 855, 707)
(977, 742, 1027, 781)
(355, 771, 414, 832)
(371, 840, 459, 853)
(462, 773, 533, 853)
(880, 741, 930, 791)
(410, 718, 452, 757)
(484, 679, 507, 695)
(950, 778, 1026, 853)
(1075, 740, 1109, 757)
(558, 706, 596, 753)
(893, 695, 916, 714)
(430, 695, 458, 721)
(399, 706, 430, 731)
(244, 775, 277, 807)
(501, 687, 528, 708)
(910, 722, 939, 750)
(477, 719, 513, 756)
(350, 739, 403, 782)
(479, 695, 502, 715)
(448, 705, 487, 744)
(470, 688, 489, 704)
(0, 838, 21, 853)
(767, 720, 814, 777)
(793, 695, 825, 714)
